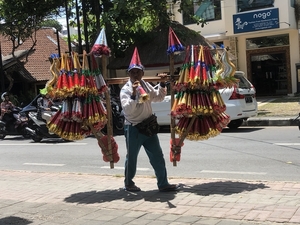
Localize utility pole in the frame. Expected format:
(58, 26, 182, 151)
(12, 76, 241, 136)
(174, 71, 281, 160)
(55, 29, 61, 57)
(82, 0, 89, 53)
(0, 42, 5, 93)
(65, 0, 72, 54)
(75, 0, 83, 54)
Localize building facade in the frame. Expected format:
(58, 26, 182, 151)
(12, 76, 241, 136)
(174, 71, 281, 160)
(171, 0, 299, 96)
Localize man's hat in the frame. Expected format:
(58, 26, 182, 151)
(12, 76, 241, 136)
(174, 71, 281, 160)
(127, 47, 144, 72)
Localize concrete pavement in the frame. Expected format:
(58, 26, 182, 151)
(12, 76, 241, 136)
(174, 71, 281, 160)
(1, 170, 300, 225)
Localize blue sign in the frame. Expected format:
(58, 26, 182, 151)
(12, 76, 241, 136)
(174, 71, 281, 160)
(233, 8, 279, 34)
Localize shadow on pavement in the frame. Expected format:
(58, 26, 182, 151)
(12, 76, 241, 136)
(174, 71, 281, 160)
(0, 136, 29, 141)
(0, 216, 31, 225)
(64, 181, 267, 205)
(184, 181, 268, 196)
(222, 127, 264, 133)
(28, 138, 73, 144)
(64, 188, 177, 205)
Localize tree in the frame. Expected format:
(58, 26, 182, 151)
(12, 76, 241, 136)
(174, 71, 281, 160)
(0, 0, 205, 60)
(67, 0, 207, 59)
(67, 0, 172, 58)
(0, 0, 66, 56)
(41, 19, 63, 32)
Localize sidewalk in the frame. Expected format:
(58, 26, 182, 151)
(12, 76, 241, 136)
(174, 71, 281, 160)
(1, 170, 300, 225)
(243, 97, 299, 127)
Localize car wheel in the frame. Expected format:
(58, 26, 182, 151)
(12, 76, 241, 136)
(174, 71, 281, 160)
(227, 119, 243, 129)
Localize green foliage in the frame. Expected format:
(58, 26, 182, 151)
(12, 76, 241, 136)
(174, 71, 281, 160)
(41, 19, 63, 32)
(178, 0, 208, 27)
(0, 0, 205, 60)
(67, 0, 171, 58)
(0, 0, 66, 50)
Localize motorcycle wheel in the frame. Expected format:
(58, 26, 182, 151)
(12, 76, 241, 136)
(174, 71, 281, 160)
(32, 136, 43, 143)
(115, 119, 124, 130)
(114, 117, 124, 135)
(21, 127, 31, 139)
(23, 133, 31, 139)
(0, 124, 6, 139)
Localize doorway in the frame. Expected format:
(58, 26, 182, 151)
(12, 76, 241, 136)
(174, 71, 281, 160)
(246, 46, 291, 96)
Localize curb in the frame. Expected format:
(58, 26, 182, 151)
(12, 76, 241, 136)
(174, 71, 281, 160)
(243, 117, 299, 126)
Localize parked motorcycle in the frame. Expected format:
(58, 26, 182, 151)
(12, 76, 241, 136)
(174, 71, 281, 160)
(20, 94, 40, 116)
(25, 105, 61, 142)
(0, 107, 30, 139)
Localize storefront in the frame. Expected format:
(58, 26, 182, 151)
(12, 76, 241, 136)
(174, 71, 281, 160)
(172, 0, 299, 96)
(246, 35, 291, 96)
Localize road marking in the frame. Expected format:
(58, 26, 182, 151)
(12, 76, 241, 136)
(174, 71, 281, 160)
(274, 143, 300, 146)
(23, 163, 65, 167)
(0, 143, 87, 146)
(101, 166, 150, 171)
(200, 170, 267, 175)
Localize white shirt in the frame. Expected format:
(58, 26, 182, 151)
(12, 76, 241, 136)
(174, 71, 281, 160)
(120, 79, 166, 126)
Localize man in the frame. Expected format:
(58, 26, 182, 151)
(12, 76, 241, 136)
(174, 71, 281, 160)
(0, 92, 14, 120)
(120, 47, 179, 192)
(37, 88, 53, 122)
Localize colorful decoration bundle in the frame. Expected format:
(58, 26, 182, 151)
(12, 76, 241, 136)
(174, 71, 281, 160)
(171, 45, 237, 142)
(41, 28, 120, 166)
(44, 50, 120, 164)
(167, 26, 239, 164)
(45, 51, 108, 141)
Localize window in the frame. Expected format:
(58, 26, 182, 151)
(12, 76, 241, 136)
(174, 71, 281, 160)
(183, 0, 221, 25)
(246, 34, 289, 49)
(237, 0, 274, 12)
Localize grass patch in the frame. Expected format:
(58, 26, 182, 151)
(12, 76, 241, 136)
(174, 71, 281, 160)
(257, 97, 300, 117)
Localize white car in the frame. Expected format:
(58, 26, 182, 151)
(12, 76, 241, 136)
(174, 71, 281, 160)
(152, 71, 257, 129)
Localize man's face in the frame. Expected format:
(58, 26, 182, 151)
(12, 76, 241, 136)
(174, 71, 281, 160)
(129, 68, 143, 82)
(4, 96, 9, 101)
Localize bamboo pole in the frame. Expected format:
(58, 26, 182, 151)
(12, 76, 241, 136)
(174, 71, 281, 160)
(102, 55, 114, 169)
(169, 53, 178, 166)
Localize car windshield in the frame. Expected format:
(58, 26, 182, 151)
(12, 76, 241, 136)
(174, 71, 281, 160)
(235, 74, 252, 89)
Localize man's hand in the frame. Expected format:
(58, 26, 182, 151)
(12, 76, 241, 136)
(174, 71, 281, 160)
(157, 73, 168, 87)
(132, 80, 140, 96)
(157, 73, 168, 82)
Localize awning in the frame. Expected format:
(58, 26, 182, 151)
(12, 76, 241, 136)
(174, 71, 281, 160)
(2, 49, 35, 69)
(2, 49, 36, 82)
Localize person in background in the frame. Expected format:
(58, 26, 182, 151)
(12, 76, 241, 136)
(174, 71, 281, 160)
(0, 92, 15, 120)
(37, 88, 53, 122)
(120, 47, 179, 192)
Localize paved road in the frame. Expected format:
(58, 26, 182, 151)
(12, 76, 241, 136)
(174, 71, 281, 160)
(1, 126, 300, 181)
